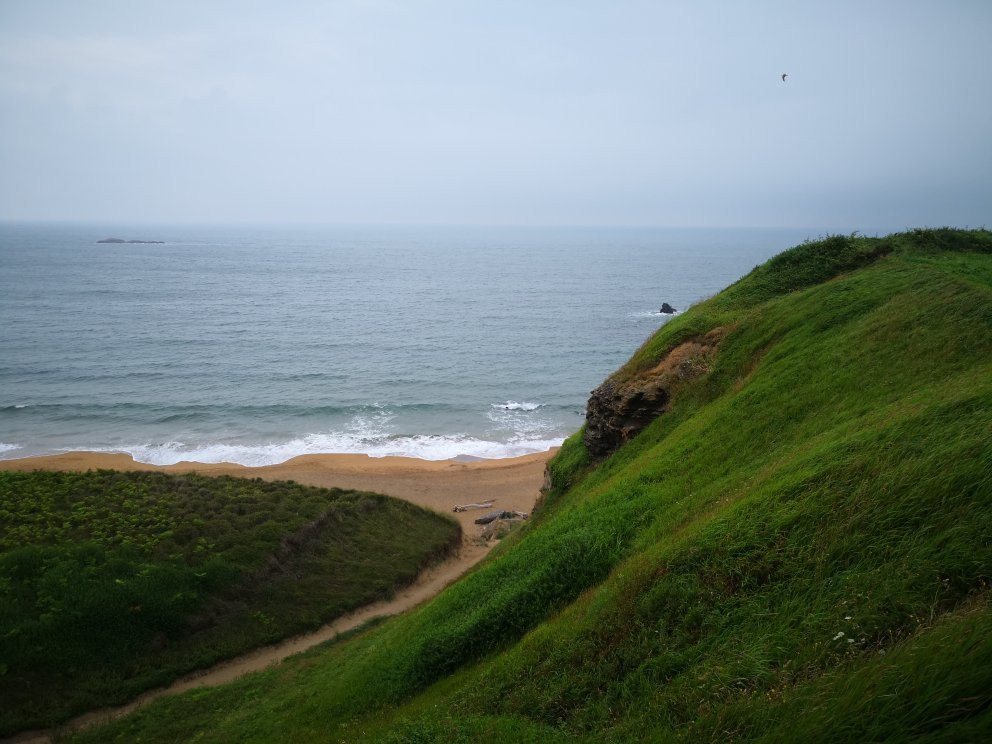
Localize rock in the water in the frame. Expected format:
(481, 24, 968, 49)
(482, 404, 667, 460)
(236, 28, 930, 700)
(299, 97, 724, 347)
(659, 302, 677, 314)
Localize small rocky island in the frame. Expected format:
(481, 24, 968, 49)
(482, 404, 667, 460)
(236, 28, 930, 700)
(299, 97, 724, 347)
(97, 238, 165, 244)
(659, 302, 677, 314)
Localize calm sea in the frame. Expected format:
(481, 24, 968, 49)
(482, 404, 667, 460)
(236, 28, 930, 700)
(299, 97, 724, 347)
(0, 223, 813, 464)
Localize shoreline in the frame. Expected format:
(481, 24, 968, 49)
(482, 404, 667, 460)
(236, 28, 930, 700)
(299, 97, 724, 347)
(1, 448, 554, 743)
(0, 448, 555, 534)
(0, 431, 568, 468)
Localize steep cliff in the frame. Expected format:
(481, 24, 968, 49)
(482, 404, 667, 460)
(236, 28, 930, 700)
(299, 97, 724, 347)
(584, 327, 727, 457)
(72, 229, 992, 744)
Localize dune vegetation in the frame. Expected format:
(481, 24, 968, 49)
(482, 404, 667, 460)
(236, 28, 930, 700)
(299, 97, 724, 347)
(56, 228, 992, 741)
(0, 471, 461, 735)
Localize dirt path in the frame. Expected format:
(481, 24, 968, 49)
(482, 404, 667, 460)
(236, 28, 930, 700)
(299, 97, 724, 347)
(8, 543, 491, 744)
(1, 449, 552, 743)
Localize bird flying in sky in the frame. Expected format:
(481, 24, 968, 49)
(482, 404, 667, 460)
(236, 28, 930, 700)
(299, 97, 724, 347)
(781, 73, 788, 81)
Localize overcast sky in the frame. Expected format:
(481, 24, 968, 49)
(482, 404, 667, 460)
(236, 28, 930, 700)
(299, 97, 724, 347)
(1, 1, 989, 230)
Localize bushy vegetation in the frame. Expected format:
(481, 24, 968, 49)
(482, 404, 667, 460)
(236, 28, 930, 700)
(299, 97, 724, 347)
(0, 471, 460, 735)
(70, 229, 992, 742)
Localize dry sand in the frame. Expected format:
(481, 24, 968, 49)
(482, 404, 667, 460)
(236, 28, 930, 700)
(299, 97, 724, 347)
(0, 449, 551, 536)
(0, 449, 553, 743)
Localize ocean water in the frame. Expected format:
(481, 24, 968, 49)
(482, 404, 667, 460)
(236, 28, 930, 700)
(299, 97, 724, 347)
(0, 223, 813, 465)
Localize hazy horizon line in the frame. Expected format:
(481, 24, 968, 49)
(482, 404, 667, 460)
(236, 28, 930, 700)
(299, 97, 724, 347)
(3, 218, 978, 235)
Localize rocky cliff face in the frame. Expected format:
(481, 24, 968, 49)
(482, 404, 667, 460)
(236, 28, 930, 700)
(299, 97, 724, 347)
(584, 379, 670, 458)
(583, 327, 727, 458)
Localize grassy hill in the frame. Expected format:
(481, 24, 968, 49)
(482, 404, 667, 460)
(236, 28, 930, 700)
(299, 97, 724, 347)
(71, 228, 992, 742)
(0, 471, 460, 735)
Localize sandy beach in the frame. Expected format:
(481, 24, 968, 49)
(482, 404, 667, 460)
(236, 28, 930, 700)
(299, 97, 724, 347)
(1, 449, 554, 743)
(0, 449, 553, 536)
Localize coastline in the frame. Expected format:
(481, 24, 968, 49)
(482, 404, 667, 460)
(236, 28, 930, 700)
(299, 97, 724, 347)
(1, 448, 555, 743)
(0, 448, 555, 538)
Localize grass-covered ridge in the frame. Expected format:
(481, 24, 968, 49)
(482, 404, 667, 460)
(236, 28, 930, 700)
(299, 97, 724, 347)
(72, 228, 992, 742)
(0, 470, 460, 735)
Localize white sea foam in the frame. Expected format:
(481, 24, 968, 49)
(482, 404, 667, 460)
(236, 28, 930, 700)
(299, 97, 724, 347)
(102, 432, 563, 467)
(0, 442, 22, 454)
(491, 401, 543, 411)
(486, 409, 559, 437)
(627, 310, 681, 319)
(20, 400, 566, 466)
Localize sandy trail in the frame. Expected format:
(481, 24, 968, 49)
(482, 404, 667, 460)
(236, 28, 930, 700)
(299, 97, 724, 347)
(0, 449, 553, 743)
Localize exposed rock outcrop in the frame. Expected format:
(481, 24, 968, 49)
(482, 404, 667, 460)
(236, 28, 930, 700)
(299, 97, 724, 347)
(584, 379, 669, 458)
(660, 302, 677, 314)
(584, 327, 728, 458)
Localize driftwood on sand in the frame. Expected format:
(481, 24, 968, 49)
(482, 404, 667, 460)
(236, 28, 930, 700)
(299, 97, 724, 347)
(474, 510, 529, 525)
(453, 500, 495, 512)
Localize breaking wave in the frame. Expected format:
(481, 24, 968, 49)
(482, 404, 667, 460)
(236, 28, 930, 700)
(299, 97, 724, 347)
(627, 310, 681, 319)
(92, 433, 563, 467)
(490, 401, 544, 411)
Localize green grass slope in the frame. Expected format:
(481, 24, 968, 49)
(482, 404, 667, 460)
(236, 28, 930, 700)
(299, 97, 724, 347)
(72, 229, 992, 743)
(0, 471, 460, 735)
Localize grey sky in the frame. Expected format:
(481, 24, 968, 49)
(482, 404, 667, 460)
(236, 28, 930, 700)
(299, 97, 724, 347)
(1, 0, 989, 229)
